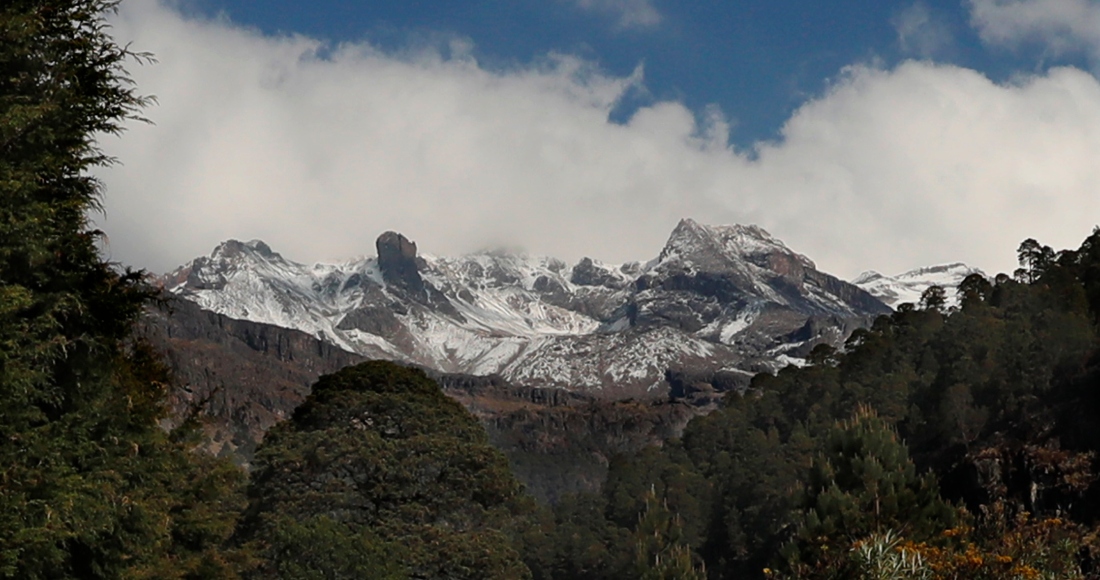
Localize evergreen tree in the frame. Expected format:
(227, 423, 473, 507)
(1, 2, 245, 577)
(603, 445, 710, 549)
(918, 286, 947, 313)
(581, 231, 1100, 578)
(632, 487, 706, 580)
(785, 407, 954, 575)
(1015, 238, 1055, 284)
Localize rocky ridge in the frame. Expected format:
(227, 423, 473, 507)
(162, 219, 893, 399)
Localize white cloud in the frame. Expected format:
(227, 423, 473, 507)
(894, 2, 954, 58)
(569, 0, 661, 30)
(96, 1, 1100, 282)
(968, 0, 1100, 60)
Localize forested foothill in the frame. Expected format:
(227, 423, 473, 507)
(6, 1, 1100, 578)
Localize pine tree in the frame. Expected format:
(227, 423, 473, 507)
(1, 2, 245, 577)
(918, 286, 947, 313)
(786, 407, 954, 573)
(632, 486, 706, 580)
(1015, 238, 1054, 284)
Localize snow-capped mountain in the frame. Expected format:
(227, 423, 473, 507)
(162, 219, 891, 398)
(852, 263, 986, 308)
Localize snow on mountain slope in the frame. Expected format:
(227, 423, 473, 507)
(165, 239, 604, 369)
(422, 252, 601, 337)
(163, 221, 891, 397)
(643, 219, 890, 319)
(500, 326, 731, 395)
(655, 220, 815, 275)
(853, 263, 986, 308)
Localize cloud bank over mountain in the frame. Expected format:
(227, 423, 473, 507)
(96, 0, 1100, 279)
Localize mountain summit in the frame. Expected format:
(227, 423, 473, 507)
(640, 219, 887, 325)
(657, 219, 814, 273)
(162, 221, 890, 398)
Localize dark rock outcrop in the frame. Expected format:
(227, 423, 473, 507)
(375, 231, 466, 321)
(571, 257, 628, 289)
(376, 231, 426, 298)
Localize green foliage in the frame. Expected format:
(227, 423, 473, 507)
(261, 515, 405, 580)
(1015, 239, 1055, 284)
(238, 361, 535, 579)
(680, 402, 804, 578)
(0, 2, 247, 577)
(632, 486, 706, 580)
(604, 445, 710, 548)
(530, 473, 710, 580)
(8, 8, 1098, 580)
(531, 492, 632, 580)
(486, 398, 691, 504)
(785, 407, 954, 573)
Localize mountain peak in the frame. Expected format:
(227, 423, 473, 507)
(851, 270, 884, 285)
(245, 239, 274, 255)
(657, 219, 814, 273)
(164, 223, 898, 398)
(211, 238, 279, 261)
(669, 218, 774, 240)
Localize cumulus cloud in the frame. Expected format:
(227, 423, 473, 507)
(893, 2, 954, 58)
(969, 0, 1100, 60)
(568, 0, 661, 30)
(96, 1, 1100, 281)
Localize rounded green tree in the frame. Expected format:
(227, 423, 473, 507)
(237, 361, 534, 579)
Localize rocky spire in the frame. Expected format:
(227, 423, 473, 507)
(376, 231, 427, 299)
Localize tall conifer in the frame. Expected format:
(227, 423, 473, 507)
(1, 2, 244, 577)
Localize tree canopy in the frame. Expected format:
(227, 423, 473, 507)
(237, 361, 538, 579)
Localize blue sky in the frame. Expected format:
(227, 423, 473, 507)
(97, 0, 1100, 278)
(180, 0, 1088, 148)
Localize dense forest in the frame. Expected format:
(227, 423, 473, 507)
(4, 1, 1100, 578)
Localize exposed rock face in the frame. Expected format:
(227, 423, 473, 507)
(162, 219, 890, 399)
(638, 219, 889, 319)
(139, 297, 366, 464)
(628, 219, 890, 356)
(665, 368, 752, 407)
(571, 257, 630, 289)
(376, 231, 426, 299)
